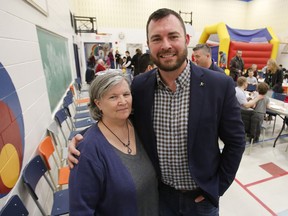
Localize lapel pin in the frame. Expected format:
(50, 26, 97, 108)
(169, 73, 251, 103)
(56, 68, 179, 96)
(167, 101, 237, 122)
(200, 82, 205, 87)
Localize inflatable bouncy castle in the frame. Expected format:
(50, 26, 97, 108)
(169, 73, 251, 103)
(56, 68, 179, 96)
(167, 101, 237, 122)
(198, 23, 280, 73)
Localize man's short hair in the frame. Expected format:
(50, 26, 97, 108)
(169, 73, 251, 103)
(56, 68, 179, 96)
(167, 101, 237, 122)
(146, 8, 186, 41)
(139, 53, 154, 73)
(193, 44, 211, 54)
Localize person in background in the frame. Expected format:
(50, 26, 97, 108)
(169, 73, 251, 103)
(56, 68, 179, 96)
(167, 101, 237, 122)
(219, 51, 227, 70)
(264, 58, 283, 96)
(95, 59, 106, 73)
(138, 53, 156, 73)
(123, 51, 133, 81)
(192, 44, 224, 73)
(68, 8, 245, 216)
(85, 67, 95, 85)
(107, 48, 115, 69)
(121, 56, 127, 68)
(253, 82, 270, 142)
(115, 50, 121, 69)
(229, 50, 245, 81)
(87, 52, 96, 68)
(131, 48, 142, 76)
(86, 52, 96, 84)
(246, 68, 258, 86)
(235, 76, 264, 109)
(251, 64, 259, 78)
(69, 71, 158, 215)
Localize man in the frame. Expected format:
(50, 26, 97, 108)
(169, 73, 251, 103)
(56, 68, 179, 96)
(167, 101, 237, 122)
(235, 76, 263, 109)
(219, 51, 227, 69)
(115, 50, 121, 69)
(193, 44, 224, 73)
(131, 48, 143, 76)
(138, 53, 156, 73)
(229, 50, 245, 81)
(123, 50, 133, 81)
(69, 8, 245, 215)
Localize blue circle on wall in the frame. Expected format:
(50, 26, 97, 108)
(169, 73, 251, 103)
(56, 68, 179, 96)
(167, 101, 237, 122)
(0, 62, 25, 198)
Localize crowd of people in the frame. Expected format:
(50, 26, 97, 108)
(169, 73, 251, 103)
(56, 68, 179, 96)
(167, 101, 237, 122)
(85, 48, 156, 85)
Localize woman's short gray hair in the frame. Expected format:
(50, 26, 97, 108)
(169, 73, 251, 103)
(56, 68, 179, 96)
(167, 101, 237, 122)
(89, 71, 130, 121)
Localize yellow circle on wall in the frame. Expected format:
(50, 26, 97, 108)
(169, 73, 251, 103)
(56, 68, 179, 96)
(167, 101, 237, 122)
(0, 144, 20, 188)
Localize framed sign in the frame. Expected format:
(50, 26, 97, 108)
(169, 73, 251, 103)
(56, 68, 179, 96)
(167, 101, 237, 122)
(24, 0, 48, 16)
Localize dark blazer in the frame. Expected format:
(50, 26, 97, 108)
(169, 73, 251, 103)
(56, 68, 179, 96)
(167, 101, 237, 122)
(209, 60, 225, 73)
(131, 62, 245, 206)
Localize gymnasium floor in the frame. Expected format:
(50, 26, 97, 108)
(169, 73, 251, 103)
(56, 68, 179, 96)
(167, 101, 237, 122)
(219, 116, 288, 216)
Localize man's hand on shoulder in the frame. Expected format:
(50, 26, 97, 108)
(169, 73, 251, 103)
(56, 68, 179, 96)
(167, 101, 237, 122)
(68, 134, 83, 169)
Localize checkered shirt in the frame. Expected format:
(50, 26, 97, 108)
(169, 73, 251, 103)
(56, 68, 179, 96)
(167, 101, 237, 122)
(153, 61, 198, 190)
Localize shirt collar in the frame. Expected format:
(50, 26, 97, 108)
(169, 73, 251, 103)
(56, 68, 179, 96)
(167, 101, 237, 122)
(156, 60, 191, 89)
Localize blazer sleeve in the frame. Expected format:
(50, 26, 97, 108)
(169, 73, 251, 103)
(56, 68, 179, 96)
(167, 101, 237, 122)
(218, 78, 246, 195)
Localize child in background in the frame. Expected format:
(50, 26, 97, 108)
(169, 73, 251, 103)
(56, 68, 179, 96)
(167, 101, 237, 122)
(247, 68, 258, 86)
(254, 82, 270, 142)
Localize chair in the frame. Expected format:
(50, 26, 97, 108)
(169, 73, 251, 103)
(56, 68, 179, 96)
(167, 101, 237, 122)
(22, 155, 69, 216)
(0, 195, 28, 216)
(54, 107, 92, 140)
(247, 84, 257, 92)
(72, 79, 89, 102)
(63, 95, 91, 120)
(66, 89, 89, 112)
(273, 92, 287, 101)
(47, 121, 68, 161)
(38, 136, 70, 190)
(74, 77, 89, 94)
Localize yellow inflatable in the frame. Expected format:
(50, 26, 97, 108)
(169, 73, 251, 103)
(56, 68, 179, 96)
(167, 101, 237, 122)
(198, 23, 280, 72)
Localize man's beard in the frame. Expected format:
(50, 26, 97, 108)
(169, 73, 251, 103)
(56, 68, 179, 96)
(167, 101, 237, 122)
(151, 47, 188, 72)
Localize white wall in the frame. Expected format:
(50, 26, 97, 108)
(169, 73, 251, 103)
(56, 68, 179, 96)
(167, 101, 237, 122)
(0, 0, 76, 214)
(72, 0, 288, 70)
(246, 0, 288, 69)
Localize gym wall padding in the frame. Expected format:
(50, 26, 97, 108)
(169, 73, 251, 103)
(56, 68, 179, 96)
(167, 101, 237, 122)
(228, 41, 273, 69)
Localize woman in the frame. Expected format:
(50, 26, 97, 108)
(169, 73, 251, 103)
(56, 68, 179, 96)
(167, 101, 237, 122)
(264, 58, 283, 96)
(69, 71, 158, 215)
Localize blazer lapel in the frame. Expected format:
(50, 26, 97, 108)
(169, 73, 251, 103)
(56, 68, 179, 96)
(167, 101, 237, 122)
(188, 64, 205, 149)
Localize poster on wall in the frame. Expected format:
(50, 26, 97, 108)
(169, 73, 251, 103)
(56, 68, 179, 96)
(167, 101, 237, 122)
(84, 42, 112, 66)
(36, 27, 72, 112)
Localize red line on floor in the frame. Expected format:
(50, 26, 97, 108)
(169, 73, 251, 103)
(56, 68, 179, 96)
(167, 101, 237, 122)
(234, 178, 277, 216)
(244, 172, 288, 187)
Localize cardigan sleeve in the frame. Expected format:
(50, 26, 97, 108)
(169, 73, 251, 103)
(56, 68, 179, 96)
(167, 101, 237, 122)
(69, 153, 104, 215)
